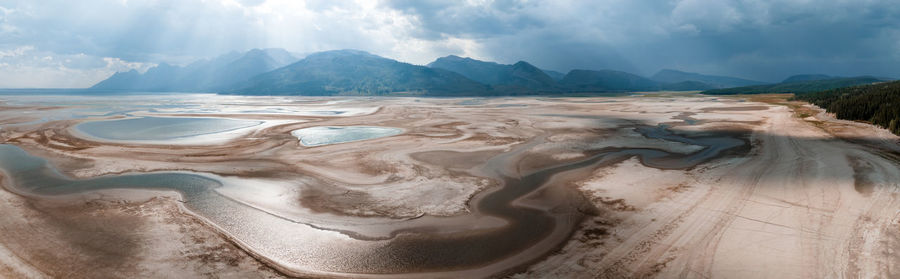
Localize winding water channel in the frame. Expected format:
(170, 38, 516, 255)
(0, 119, 749, 277)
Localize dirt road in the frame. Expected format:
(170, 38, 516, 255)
(520, 103, 900, 278)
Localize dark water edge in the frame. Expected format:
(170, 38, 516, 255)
(0, 89, 212, 95)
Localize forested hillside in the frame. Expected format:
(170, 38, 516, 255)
(792, 81, 900, 135)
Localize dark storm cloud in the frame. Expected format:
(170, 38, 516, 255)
(382, 0, 546, 39)
(385, 0, 900, 81)
(0, 0, 898, 87)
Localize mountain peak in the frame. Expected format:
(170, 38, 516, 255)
(428, 56, 555, 90)
(310, 49, 374, 57)
(510, 61, 546, 76)
(430, 55, 498, 66)
(505, 61, 557, 90)
(91, 48, 300, 91)
(512, 61, 533, 67)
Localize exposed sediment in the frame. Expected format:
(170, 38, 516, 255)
(0, 94, 897, 278)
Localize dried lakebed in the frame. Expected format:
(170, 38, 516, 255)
(1, 95, 897, 278)
(0, 118, 748, 277)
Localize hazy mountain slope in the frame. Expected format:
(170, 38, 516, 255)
(542, 69, 566, 81)
(90, 70, 143, 91)
(493, 61, 560, 92)
(427, 55, 509, 85)
(781, 74, 833, 83)
(701, 76, 886, 95)
(90, 48, 298, 92)
(427, 56, 559, 91)
(199, 49, 295, 90)
(91, 63, 182, 91)
(651, 69, 763, 88)
(559, 69, 661, 92)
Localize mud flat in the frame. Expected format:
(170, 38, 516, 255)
(0, 94, 897, 278)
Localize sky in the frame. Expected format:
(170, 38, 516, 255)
(0, 0, 898, 88)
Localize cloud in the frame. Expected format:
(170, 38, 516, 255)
(0, 45, 32, 58)
(382, 0, 546, 39)
(0, 0, 898, 87)
(379, 0, 900, 81)
(0, 45, 153, 88)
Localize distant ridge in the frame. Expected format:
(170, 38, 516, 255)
(781, 74, 833, 83)
(651, 69, 764, 88)
(92, 49, 886, 96)
(225, 50, 491, 96)
(542, 70, 566, 81)
(427, 55, 559, 92)
(560, 69, 660, 92)
(91, 48, 299, 92)
(227, 51, 717, 96)
(701, 76, 886, 95)
(427, 55, 716, 94)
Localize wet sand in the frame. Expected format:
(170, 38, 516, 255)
(0, 94, 897, 278)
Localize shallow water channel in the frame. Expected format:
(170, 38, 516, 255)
(74, 117, 262, 141)
(0, 120, 749, 276)
(291, 126, 403, 146)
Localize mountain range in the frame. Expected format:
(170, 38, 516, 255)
(91, 48, 300, 92)
(91, 49, 889, 96)
(225, 50, 489, 96)
(223, 50, 749, 95)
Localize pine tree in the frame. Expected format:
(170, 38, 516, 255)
(793, 80, 900, 136)
(890, 118, 898, 135)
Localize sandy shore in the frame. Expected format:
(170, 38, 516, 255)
(0, 182, 285, 278)
(0, 93, 897, 278)
(513, 96, 900, 279)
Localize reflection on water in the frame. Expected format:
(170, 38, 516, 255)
(495, 104, 528, 108)
(74, 117, 262, 141)
(291, 126, 403, 146)
(0, 113, 750, 277)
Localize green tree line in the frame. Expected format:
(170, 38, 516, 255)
(791, 80, 900, 135)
